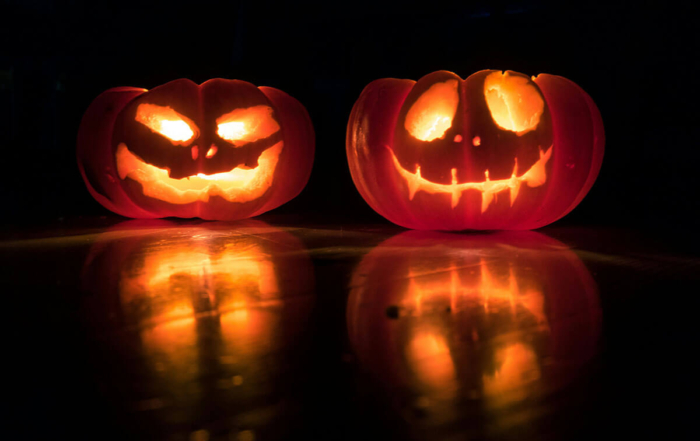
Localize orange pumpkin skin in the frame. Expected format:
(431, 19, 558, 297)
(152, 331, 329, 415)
(346, 70, 604, 230)
(78, 79, 314, 220)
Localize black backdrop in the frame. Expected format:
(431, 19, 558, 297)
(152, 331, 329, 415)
(1, 0, 695, 228)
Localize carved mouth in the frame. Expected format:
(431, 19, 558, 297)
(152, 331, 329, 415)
(116, 142, 283, 204)
(388, 145, 552, 213)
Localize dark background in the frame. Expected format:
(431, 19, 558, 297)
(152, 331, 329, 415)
(0, 0, 695, 228)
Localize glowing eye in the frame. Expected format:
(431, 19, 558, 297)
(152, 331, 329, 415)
(218, 121, 246, 140)
(405, 80, 459, 142)
(483, 71, 544, 135)
(216, 105, 280, 147)
(135, 103, 198, 143)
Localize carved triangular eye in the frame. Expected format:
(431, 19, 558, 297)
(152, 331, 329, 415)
(483, 72, 544, 135)
(135, 103, 199, 143)
(404, 80, 459, 142)
(216, 105, 280, 147)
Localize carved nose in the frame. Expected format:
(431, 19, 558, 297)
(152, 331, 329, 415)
(205, 144, 218, 159)
(191, 145, 199, 160)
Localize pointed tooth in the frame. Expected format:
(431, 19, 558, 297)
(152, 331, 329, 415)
(481, 190, 494, 213)
(450, 168, 461, 208)
(407, 166, 421, 200)
(510, 181, 521, 206)
(451, 189, 461, 208)
(407, 178, 420, 200)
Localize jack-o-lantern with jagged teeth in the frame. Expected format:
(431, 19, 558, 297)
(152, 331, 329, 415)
(347, 70, 604, 230)
(78, 78, 314, 220)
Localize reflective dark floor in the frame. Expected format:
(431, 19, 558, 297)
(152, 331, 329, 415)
(2, 217, 698, 440)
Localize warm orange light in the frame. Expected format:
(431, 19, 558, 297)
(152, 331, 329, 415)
(120, 236, 280, 327)
(482, 343, 540, 405)
(218, 121, 246, 140)
(347, 230, 602, 422)
(116, 141, 283, 204)
(218, 245, 281, 354)
(406, 258, 546, 321)
(405, 80, 459, 142)
(119, 247, 199, 327)
(141, 314, 199, 383)
(205, 145, 217, 158)
(135, 235, 284, 364)
(135, 103, 198, 143)
(389, 144, 552, 212)
(472, 136, 481, 146)
(116, 232, 285, 389)
(408, 330, 457, 396)
(483, 71, 544, 135)
(400, 257, 549, 405)
(216, 105, 280, 146)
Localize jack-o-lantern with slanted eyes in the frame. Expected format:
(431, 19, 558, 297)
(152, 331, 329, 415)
(78, 79, 314, 220)
(347, 70, 604, 230)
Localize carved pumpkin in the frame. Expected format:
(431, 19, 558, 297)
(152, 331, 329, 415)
(346, 70, 604, 230)
(81, 221, 315, 430)
(78, 79, 314, 220)
(347, 231, 601, 429)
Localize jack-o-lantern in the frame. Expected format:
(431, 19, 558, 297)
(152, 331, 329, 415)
(347, 231, 601, 434)
(346, 70, 604, 230)
(78, 79, 314, 220)
(80, 221, 315, 435)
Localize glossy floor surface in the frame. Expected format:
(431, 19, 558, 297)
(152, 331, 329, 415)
(2, 217, 698, 440)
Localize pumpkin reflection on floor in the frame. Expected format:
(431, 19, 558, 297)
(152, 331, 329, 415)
(81, 220, 314, 436)
(347, 231, 601, 434)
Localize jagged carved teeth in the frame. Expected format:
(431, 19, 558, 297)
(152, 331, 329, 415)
(389, 145, 553, 213)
